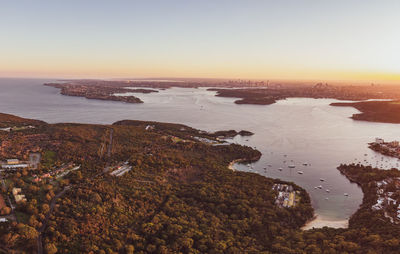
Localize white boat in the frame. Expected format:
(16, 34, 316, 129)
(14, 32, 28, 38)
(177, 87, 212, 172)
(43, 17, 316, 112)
(326, 189, 330, 193)
(288, 165, 295, 168)
(278, 167, 283, 171)
(320, 178, 325, 182)
(344, 193, 349, 196)
(297, 171, 304, 174)
(302, 163, 308, 166)
(317, 185, 323, 189)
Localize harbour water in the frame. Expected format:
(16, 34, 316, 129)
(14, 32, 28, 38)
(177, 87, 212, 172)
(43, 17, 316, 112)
(1, 78, 400, 227)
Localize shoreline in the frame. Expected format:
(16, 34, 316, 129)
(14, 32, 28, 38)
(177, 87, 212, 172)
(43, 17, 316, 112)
(331, 100, 400, 124)
(229, 157, 351, 229)
(368, 142, 400, 159)
(228, 159, 244, 171)
(228, 155, 261, 171)
(301, 215, 349, 230)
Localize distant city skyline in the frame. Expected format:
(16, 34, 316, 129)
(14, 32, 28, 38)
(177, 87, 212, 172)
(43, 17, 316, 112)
(1, 0, 399, 83)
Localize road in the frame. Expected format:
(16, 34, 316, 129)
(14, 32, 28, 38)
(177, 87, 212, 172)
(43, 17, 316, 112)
(107, 128, 113, 158)
(37, 185, 71, 254)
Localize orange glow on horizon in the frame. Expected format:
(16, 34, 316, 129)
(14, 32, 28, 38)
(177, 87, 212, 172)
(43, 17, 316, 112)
(1, 65, 399, 85)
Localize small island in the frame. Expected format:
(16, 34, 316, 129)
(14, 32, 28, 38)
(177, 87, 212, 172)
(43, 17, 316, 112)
(209, 88, 279, 105)
(210, 129, 254, 138)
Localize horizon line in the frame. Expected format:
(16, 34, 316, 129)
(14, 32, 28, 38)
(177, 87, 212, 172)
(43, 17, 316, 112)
(1, 75, 399, 86)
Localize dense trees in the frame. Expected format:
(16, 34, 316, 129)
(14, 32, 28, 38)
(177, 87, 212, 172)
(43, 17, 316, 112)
(1, 114, 400, 253)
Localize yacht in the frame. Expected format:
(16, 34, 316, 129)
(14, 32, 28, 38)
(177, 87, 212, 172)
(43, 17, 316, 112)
(297, 171, 304, 174)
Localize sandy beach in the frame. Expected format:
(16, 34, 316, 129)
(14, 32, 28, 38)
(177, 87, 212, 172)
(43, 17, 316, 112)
(228, 160, 237, 171)
(301, 215, 349, 230)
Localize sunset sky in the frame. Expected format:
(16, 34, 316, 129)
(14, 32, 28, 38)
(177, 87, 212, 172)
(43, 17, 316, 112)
(1, 0, 399, 83)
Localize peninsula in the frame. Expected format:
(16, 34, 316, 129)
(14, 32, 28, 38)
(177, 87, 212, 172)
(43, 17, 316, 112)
(1, 113, 400, 253)
(44, 82, 154, 104)
(369, 138, 400, 159)
(0, 113, 316, 253)
(337, 164, 400, 230)
(46, 80, 400, 106)
(209, 83, 400, 105)
(331, 100, 400, 124)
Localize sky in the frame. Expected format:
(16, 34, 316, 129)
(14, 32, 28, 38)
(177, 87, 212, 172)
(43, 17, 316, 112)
(1, 0, 399, 83)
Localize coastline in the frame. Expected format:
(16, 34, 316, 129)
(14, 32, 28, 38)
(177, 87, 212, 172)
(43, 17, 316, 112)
(301, 215, 349, 230)
(331, 100, 400, 124)
(228, 156, 351, 229)
(228, 155, 261, 171)
(368, 142, 400, 159)
(0, 111, 315, 252)
(228, 159, 243, 171)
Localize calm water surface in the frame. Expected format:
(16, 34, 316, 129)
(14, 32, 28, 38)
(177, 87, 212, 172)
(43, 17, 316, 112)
(1, 78, 400, 225)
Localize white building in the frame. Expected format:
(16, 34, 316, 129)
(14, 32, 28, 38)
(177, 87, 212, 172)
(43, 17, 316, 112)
(12, 188, 27, 203)
(6, 159, 20, 164)
(1, 164, 29, 169)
